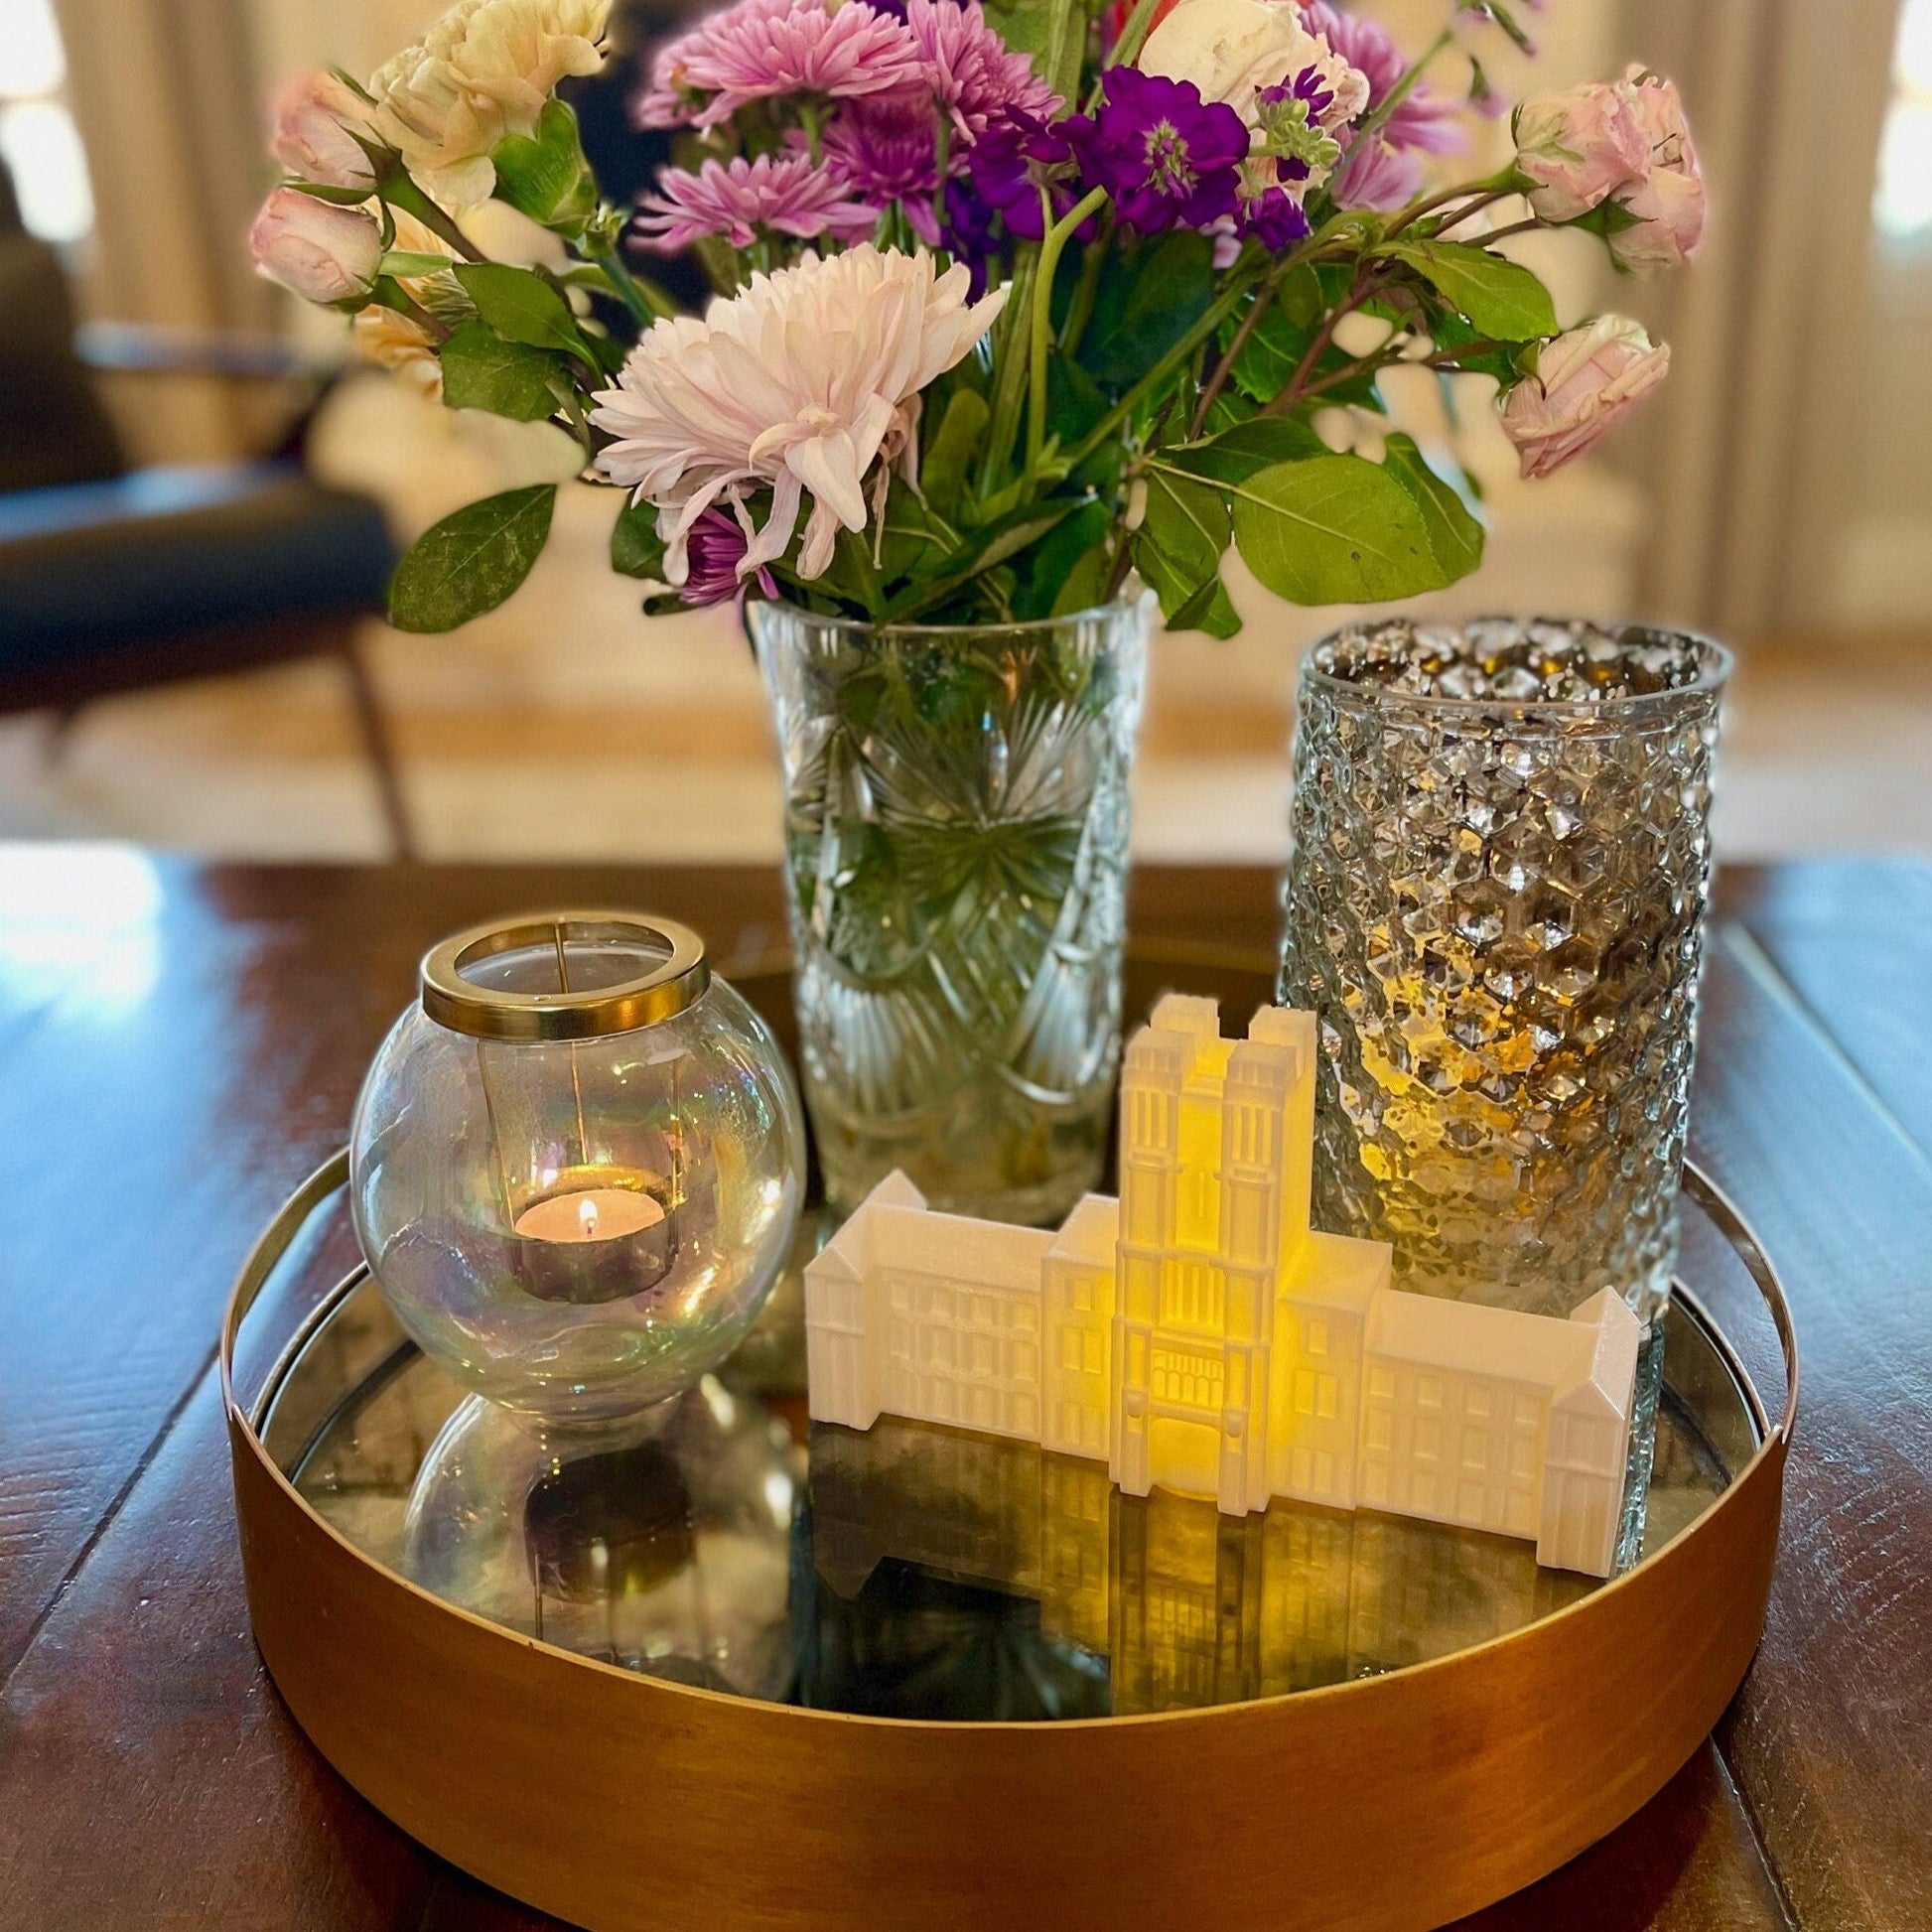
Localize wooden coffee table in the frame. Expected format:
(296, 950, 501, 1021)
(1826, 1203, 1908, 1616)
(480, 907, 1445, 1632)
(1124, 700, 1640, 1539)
(0, 850, 1926, 1929)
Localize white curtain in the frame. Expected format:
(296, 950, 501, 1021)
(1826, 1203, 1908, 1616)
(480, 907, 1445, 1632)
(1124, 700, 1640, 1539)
(53, 0, 281, 462)
(1613, 0, 1902, 639)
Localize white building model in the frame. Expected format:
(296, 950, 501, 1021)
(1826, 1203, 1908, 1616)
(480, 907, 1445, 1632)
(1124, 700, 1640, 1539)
(806, 997, 1642, 1577)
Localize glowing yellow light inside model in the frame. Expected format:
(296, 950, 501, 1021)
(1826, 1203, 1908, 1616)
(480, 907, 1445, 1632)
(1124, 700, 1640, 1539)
(513, 1186, 666, 1245)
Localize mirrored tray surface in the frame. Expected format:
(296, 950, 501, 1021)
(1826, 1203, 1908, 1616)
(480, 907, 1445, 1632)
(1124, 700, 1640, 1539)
(253, 1190, 1765, 1725)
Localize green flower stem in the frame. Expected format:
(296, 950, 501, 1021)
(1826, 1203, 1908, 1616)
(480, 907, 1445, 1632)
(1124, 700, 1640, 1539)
(380, 174, 485, 262)
(1059, 223, 1109, 358)
(1189, 256, 1297, 437)
(1351, 28, 1453, 148)
(589, 235, 678, 326)
(1260, 268, 1392, 416)
(1062, 251, 1272, 472)
(1028, 187, 1108, 472)
(1102, 0, 1165, 79)
(977, 246, 1037, 494)
(1385, 166, 1524, 240)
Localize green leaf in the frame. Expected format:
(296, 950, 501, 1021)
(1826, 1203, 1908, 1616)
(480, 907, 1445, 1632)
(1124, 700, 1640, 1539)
(1424, 306, 1526, 384)
(921, 388, 990, 523)
(1170, 417, 1327, 487)
(1220, 301, 1310, 403)
(453, 262, 588, 356)
(293, 180, 385, 207)
(1015, 499, 1111, 621)
(1177, 454, 1443, 606)
(438, 322, 568, 422)
(1216, 299, 1386, 412)
(1381, 432, 1484, 583)
(1047, 354, 1126, 492)
(1080, 230, 1215, 391)
(490, 98, 596, 233)
(879, 502, 1075, 621)
(1201, 387, 1258, 436)
(1381, 239, 1559, 342)
(983, 0, 1083, 103)
(610, 496, 667, 581)
(1135, 468, 1240, 638)
(387, 484, 556, 632)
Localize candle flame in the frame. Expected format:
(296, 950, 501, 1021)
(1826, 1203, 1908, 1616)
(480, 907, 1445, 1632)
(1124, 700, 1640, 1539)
(579, 1194, 599, 1239)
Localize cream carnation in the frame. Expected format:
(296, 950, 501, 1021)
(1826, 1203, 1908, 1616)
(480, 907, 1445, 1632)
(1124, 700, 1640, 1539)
(1141, 0, 1369, 135)
(591, 244, 1005, 584)
(369, 0, 613, 207)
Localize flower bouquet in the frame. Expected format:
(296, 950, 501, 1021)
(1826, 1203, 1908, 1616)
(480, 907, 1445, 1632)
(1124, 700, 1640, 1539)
(254, 0, 1704, 1220)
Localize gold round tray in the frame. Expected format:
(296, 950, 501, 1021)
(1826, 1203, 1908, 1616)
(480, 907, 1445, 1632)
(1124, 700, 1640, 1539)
(223, 968, 1796, 1932)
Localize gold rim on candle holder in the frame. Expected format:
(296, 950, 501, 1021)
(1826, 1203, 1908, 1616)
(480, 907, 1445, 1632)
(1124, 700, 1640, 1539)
(419, 911, 711, 1042)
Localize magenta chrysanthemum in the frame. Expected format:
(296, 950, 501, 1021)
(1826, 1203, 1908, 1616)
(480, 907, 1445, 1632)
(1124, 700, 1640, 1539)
(1302, 2, 1462, 155)
(819, 93, 945, 243)
(1300, 1, 1464, 208)
(635, 0, 923, 131)
(632, 152, 880, 251)
(902, 0, 1058, 138)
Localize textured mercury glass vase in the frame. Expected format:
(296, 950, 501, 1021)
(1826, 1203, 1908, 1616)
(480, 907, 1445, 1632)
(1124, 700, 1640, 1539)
(1281, 619, 1730, 1324)
(752, 596, 1151, 1225)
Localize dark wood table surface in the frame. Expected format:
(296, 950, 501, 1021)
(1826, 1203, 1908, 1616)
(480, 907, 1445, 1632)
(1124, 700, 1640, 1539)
(1, 849, 1928, 1931)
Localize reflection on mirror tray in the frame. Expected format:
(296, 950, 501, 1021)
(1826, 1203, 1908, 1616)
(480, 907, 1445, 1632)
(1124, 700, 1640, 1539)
(401, 1384, 799, 1699)
(277, 1275, 1737, 1723)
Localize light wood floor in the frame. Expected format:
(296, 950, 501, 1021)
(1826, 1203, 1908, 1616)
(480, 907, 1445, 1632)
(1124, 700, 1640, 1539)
(3, 613, 1927, 866)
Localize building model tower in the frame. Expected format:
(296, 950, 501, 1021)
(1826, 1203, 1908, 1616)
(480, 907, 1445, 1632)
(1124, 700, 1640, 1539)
(806, 998, 1642, 1577)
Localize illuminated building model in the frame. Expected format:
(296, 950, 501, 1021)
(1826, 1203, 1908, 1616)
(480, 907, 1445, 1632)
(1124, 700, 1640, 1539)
(806, 998, 1641, 1577)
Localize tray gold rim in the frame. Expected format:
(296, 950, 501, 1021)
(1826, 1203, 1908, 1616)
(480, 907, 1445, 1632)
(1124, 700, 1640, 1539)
(222, 1142, 1795, 1932)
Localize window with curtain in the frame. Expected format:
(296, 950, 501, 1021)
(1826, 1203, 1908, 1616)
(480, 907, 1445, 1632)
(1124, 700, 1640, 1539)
(1876, 0, 1932, 243)
(0, 0, 93, 249)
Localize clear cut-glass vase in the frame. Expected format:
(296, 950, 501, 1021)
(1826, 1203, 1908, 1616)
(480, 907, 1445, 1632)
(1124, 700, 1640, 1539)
(750, 594, 1152, 1225)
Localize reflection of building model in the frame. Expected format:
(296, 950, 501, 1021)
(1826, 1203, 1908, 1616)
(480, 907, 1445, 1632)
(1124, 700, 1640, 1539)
(806, 998, 1641, 1577)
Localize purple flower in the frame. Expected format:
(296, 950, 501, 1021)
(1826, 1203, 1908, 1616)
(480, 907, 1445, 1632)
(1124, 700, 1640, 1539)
(634, 0, 923, 132)
(631, 152, 880, 251)
(939, 176, 999, 295)
(1062, 68, 1249, 235)
(902, 0, 1059, 139)
(968, 107, 1085, 241)
(683, 504, 777, 606)
(819, 91, 945, 242)
(1242, 185, 1311, 251)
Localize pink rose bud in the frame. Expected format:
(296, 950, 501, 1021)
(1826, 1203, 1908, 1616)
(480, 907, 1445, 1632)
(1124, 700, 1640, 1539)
(1608, 69, 1707, 275)
(1514, 80, 1648, 222)
(268, 69, 375, 191)
(249, 187, 383, 305)
(1498, 315, 1671, 481)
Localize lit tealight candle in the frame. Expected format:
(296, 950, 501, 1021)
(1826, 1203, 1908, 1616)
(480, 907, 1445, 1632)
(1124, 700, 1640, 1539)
(514, 1187, 667, 1245)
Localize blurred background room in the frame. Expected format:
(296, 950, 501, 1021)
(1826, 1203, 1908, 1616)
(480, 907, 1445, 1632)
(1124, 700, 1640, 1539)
(2, 0, 1928, 865)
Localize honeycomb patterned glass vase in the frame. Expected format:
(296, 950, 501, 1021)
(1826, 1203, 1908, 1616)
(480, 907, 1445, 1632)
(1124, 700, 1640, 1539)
(751, 596, 1151, 1226)
(1280, 618, 1730, 1324)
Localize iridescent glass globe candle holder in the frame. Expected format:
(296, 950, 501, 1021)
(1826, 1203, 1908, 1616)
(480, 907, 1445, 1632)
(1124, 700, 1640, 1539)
(349, 912, 805, 1425)
(1281, 619, 1730, 1325)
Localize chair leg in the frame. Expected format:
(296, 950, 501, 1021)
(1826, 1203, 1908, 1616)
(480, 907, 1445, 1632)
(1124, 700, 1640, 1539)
(338, 633, 417, 862)
(37, 704, 83, 767)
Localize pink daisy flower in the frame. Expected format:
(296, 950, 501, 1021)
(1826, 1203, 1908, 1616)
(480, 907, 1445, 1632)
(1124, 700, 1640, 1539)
(635, 0, 923, 132)
(902, 0, 1059, 139)
(632, 152, 881, 251)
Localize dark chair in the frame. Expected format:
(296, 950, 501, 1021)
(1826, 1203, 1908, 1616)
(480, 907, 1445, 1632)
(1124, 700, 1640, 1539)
(0, 160, 414, 856)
